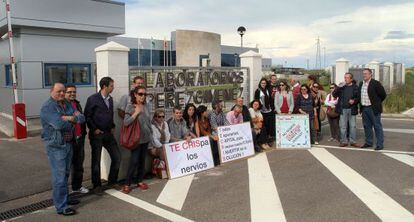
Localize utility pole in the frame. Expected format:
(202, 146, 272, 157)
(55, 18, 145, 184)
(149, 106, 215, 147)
(315, 36, 321, 69)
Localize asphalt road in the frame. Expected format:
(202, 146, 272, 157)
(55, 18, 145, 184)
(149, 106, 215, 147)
(1, 117, 413, 221)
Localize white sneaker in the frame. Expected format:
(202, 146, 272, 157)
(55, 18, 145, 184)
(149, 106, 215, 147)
(72, 186, 89, 194)
(315, 141, 319, 145)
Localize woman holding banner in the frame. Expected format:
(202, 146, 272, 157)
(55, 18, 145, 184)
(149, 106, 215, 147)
(121, 86, 152, 194)
(274, 80, 294, 114)
(295, 84, 317, 144)
(196, 105, 220, 166)
(254, 78, 275, 141)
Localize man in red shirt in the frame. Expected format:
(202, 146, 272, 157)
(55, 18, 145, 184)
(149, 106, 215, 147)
(65, 84, 89, 194)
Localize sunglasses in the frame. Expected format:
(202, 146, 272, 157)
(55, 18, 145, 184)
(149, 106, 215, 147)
(279, 84, 285, 86)
(157, 115, 165, 118)
(137, 93, 147, 97)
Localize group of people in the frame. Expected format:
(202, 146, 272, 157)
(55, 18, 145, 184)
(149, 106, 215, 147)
(40, 69, 386, 216)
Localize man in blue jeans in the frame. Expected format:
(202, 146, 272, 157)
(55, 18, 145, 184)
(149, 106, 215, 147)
(332, 73, 360, 147)
(359, 68, 387, 150)
(40, 83, 85, 216)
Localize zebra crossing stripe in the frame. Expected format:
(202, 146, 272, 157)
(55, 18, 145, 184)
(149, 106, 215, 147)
(156, 174, 194, 211)
(248, 152, 286, 222)
(309, 148, 414, 222)
(383, 153, 414, 167)
(105, 189, 194, 222)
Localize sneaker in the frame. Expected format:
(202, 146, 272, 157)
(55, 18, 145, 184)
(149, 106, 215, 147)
(72, 186, 89, 194)
(315, 141, 319, 145)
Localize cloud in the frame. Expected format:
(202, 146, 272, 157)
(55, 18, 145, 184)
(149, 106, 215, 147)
(334, 20, 352, 24)
(120, 0, 414, 67)
(384, 31, 414, 39)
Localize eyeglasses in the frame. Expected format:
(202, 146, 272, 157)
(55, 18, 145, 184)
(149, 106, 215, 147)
(66, 91, 76, 94)
(137, 93, 147, 97)
(157, 115, 165, 118)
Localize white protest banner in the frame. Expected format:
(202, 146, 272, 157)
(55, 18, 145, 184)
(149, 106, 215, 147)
(275, 114, 311, 148)
(164, 136, 214, 179)
(217, 122, 255, 163)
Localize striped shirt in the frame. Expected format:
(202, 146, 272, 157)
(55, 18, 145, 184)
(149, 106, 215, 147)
(361, 79, 371, 106)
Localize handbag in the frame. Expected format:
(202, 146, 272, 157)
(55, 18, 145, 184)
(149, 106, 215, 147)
(120, 116, 140, 150)
(326, 107, 339, 118)
(319, 107, 327, 121)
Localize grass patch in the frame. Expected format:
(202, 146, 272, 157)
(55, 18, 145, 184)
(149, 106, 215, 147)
(383, 68, 414, 113)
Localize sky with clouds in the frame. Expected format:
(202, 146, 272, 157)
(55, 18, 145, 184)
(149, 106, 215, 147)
(120, 0, 414, 68)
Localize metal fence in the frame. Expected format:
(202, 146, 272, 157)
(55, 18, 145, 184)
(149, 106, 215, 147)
(128, 66, 250, 117)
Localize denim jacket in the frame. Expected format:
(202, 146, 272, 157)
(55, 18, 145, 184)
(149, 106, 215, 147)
(40, 98, 85, 148)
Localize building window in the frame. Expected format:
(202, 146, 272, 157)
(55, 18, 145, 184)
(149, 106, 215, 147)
(5, 65, 13, 87)
(44, 63, 91, 86)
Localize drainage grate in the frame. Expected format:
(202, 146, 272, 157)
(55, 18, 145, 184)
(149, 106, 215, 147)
(0, 199, 53, 221)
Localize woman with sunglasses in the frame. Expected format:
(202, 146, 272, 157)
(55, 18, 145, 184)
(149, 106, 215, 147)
(295, 84, 317, 144)
(311, 82, 325, 144)
(274, 80, 294, 115)
(325, 83, 340, 142)
(150, 109, 170, 160)
(122, 86, 152, 194)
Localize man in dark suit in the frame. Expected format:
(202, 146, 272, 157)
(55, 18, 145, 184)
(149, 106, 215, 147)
(84, 77, 121, 194)
(359, 68, 387, 150)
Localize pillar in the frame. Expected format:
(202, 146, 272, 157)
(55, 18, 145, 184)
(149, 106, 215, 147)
(334, 58, 349, 84)
(240, 50, 263, 102)
(368, 61, 380, 81)
(384, 62, 394, 90)
(95, 41, 130, 181)
(402, 63, 406, 84)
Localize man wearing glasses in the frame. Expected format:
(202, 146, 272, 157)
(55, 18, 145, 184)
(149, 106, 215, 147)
(65, 85, 89, 195)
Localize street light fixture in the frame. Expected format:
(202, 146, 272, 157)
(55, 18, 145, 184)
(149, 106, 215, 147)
(234, 53, 238, 67)
(237, 26, 246, 49)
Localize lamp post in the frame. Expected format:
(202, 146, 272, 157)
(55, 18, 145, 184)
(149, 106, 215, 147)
(237, 26, 246, 50)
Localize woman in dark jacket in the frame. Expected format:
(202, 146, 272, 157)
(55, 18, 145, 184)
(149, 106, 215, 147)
(295, 84, 317, 144)
(254, 77, 275, 141)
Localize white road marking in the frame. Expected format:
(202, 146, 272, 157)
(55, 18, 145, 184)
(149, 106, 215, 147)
(357, 127, 414, 134)
(248, 152, 286, 222)
(105, 189, 194, 222)
(309, 148, 414, 222)
(313, 145, 414, 155)
(156, 174, 194, 211)
(383, 153, 414, 167)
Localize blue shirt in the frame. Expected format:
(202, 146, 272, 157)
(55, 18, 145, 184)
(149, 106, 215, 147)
(40, 98, 85, 148)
